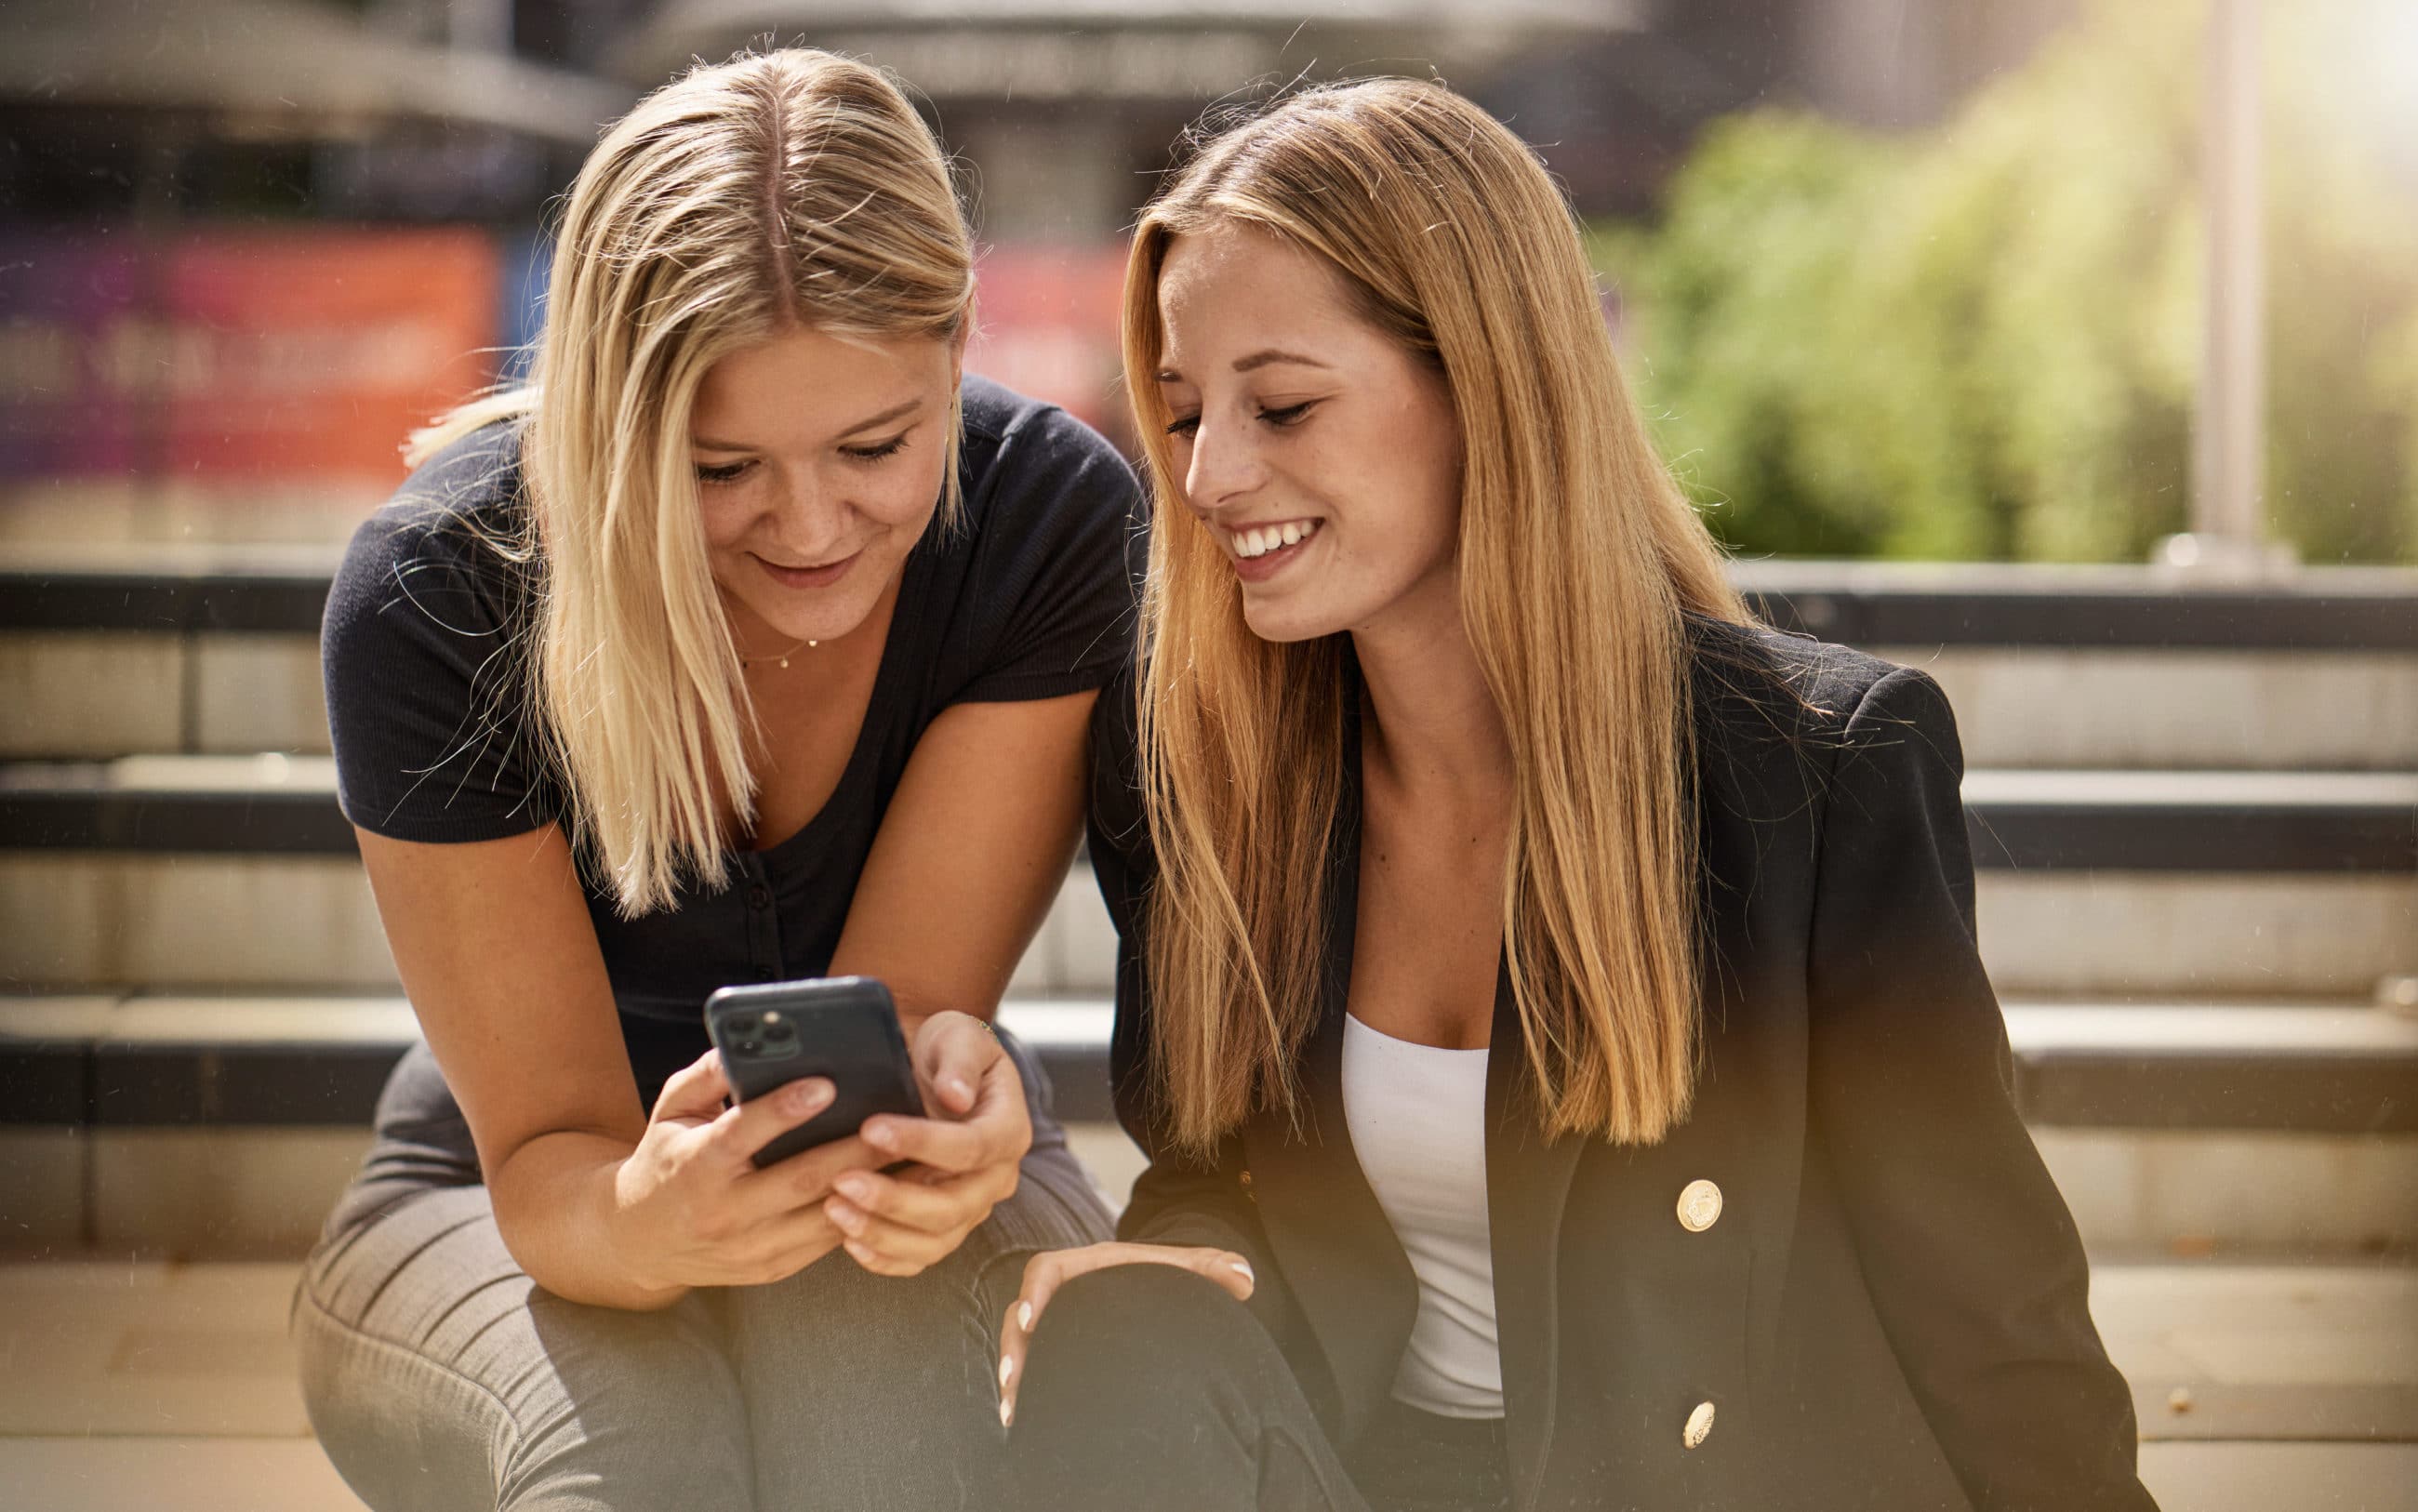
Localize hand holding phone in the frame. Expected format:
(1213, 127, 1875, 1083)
(703, 976, 924, 1168)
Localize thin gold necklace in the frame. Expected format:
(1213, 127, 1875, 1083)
(739, 636, 818, 670)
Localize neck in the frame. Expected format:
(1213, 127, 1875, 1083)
(1348, 574, 1514, 806)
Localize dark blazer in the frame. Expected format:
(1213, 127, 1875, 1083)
(1085, 617, 2159, 1512)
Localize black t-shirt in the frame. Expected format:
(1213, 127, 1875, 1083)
(323, 376, 1142, 1104)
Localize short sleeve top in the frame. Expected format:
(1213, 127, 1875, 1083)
(322, 375, 1143, 1104)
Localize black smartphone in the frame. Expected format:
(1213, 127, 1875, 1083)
(701, 975, 924, 1169)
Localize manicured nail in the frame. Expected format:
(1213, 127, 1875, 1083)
(1000, 1398, 1014, 1427)
(1000, 1353, 1016, 1388)
(1230, 1260, 1255, 1286)
(1017, 1301, 1033, 1331)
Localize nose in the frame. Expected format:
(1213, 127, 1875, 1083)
(765, 470, 844, 551)
(1181, 411, 1263, 517)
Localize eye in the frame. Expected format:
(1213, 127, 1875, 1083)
(842, 433, 910, 463)
(694, 458, 754, 485)
(1163, 413, 1201, 438)
(1256, 401, 1316, 427)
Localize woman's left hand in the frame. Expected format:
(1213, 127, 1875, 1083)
(819, 1010, 1031, 1277)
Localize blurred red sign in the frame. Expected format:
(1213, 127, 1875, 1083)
(0, 228, 498, 484)
(963, 243, 1131, 440)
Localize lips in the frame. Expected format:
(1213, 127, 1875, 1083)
(753, 549, 862, 589)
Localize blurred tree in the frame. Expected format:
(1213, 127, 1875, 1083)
(1598, 0, 2418, 563)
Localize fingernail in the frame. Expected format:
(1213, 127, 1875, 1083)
(788, 1081, 827, 1114)
(828, 1200, 863, 1233)
(999, 1353, 1016, 1388)
(864, 1121, 897, 1149)
(946, 1075, 974, 1104)
(999, 1398, 1014, 1428)
(1017, 1301, 1033, 1331)
(833, 1173, 871, 1201)
(1230, 1260, 1255, 1286)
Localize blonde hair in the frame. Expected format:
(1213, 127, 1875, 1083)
(1125, 79, 1752, 1155)
(411, 48, 973, 914)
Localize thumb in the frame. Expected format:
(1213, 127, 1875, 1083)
(914, 1014, 997, 1116)
(651, 1048, 732, 1126)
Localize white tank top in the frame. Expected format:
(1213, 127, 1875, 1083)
(1339, 1012, 1504, 1419)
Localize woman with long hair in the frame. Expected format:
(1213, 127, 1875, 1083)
(996, 79, 2159, 1511)
(295, 48, 1129, 1511)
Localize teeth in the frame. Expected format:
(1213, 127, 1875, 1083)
(1229, 519, 1318, 559)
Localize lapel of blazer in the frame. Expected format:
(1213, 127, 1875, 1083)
(1484, 964, 1585, 1512)
(1242, 688, 1418, 1447)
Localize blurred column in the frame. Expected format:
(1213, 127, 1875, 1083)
(448, 0, 511, 54)
(2178, 0, 2285, 573)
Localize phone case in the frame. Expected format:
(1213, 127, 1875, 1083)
(701, 975, 925, 1168)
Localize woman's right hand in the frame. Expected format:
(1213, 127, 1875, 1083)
(604, 1048, 883, 1297)
(994, 1241, 1257, 1426)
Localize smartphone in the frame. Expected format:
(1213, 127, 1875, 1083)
(701, 975, 924, 1168)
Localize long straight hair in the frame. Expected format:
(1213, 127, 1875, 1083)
(411, 49, 972, 914)
(1124, 80, 1752, 1156)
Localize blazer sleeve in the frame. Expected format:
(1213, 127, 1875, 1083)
(1805, 666, 2158, 1512)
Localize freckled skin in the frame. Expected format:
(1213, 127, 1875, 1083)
(1156, 224, 1464, 647)
(689, 326, 962, 653)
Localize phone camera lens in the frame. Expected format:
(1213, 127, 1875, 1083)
(737, 1039, 761, 1056)
(764, 1019, 796, 1042)
(729, 1015, 760, 1036)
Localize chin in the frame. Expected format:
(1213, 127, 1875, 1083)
(1239, 595, 1346, 645)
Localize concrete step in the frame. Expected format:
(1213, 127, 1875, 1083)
(15, 628, 2417, 770)
(6, 992, 2412, 1259)
(8, 759, 2413, 869)
(7, 759, 2411, 996)
(8, 554, 2417, 770)
(1, 1258, 2409, 1512)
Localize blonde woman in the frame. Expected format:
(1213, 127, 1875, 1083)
(995, 81, 2159, 1512)
(294, 50, 1128, 1511)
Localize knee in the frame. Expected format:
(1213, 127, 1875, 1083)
(1021, 1263, 1262, 1415)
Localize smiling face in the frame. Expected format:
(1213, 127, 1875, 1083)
(1154, 221, 1463, 645)
(689, 324, 960, 651)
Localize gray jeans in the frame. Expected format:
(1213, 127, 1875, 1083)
(292, 1039, 1114, 1512)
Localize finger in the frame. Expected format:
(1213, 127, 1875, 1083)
(998, 1250, 1074, 1427)
(701, 1077, 836, 1171)
(829, 1164, 1008, 1238)
(910, 1013, 998, 1116)
(824, 1199, 965, 1275)
(859, 1109, 998, 1174)
(650, 1049, 733, 1125)
(730, 1132, 880, 1221)
(736, 1204, 849, 1285)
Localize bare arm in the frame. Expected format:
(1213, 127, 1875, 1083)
(355, 689, 1097, 1301)
(811, 689, 1101, 1273)
(826, 689, 1096, 1028)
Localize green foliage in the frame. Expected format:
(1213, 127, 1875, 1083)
(1599, 0, 2418, 563)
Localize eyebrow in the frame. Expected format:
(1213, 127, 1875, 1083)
(692, 397, 922, 452)
(1155, 349, 1334, 383)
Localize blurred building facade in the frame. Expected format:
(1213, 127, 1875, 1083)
(0, 0, 2082, 544)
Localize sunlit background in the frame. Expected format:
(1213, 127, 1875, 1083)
(5, 0, 2414, 563)
(1, 6, 2413, 1511)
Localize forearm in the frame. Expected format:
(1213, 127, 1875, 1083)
(488, 1130, 688, 1311)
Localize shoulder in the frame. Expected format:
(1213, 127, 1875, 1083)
(956, 375, 1138, 516)
(326, 420, 531, 656)
(1685, 614, 1951, 753)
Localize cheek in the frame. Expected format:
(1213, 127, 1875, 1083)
(696, 486, 759, 551)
